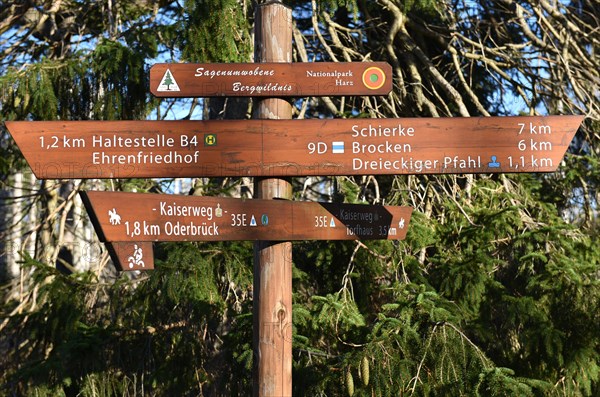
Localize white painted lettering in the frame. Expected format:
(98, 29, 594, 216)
(351, 124, 415, 138)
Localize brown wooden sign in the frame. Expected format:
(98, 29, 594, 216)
(107, 241, 154, 271)
(5, 116, 583, 179)
(149, 62, 393, 97)
(80, 191, 412, 242)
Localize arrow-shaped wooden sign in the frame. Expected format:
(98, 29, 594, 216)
(80, 191, 412, 242)
(5, 116, 583, 179)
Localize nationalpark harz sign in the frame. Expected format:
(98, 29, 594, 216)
(81, 191, 413, 242)
(149, 62, 393, 97)
(6, 116, 583, 179)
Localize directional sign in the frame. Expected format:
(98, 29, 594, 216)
(80, 191, 413, 242)
(107, 242, 154, 271)
(149, 62, 393, 97)
(5, 116, 583, 179)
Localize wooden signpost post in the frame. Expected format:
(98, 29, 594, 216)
(251, 5, 294, 396)
(5, 116, 583, 179)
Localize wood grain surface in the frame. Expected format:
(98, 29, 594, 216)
(6, 116, 583, 179)
(149, 62, 393, 97)
(107, 242, 154, 271)
(80, 191, 413, 242)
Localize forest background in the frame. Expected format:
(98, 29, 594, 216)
(0, 0, 598, 396)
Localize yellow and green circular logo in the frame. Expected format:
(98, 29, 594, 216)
(204, 134, 217, 146)
(362, 67, 386, 90)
